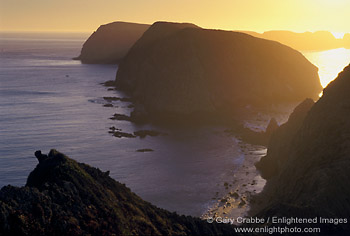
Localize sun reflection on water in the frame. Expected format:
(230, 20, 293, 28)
(303, 48, 350, 88)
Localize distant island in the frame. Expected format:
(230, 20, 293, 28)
(241, 30, 350, 51)
(112, 21, 321, 124)
(74, 22, 149, 64)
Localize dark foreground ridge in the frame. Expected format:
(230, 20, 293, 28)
(253, 64, 350, 234)
(0, 150, 236, 235)
(114, 21, 322, 124)
(255, 98, 315, 178)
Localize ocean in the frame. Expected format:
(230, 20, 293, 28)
(0, 32, 349, 217)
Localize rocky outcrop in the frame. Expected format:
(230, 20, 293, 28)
(115, 22, 322, 123)
(0, 150, 236, 235)
(252, 64, 350, 234)
(74, 22, 149, 64)
(255, 98, 315, 179)
(225, 118, 280, 146)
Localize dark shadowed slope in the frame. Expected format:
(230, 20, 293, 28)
(0, 150, 236, 236)
(253, 64, 350, 234)
(255, 98, 315, 179)
(115, 22, 322, 123)
(74, 22, 150, 64)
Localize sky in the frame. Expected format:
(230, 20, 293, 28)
(0, 0, 349, 34)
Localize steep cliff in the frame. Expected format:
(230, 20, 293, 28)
(115, 22, 322, 123)
(255, 98, 315, 179)
(0, 150, 236, 235)
(253, 64, 350, 233)
(74, 22, 149, 64)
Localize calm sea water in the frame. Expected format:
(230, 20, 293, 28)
(0, 32, 245, 216)
(0, 32, 349, 216)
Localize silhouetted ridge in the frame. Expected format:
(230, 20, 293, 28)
(114, 22, 322, 123)
(0, 150, 237, 235)
(255, 98, 315, 179)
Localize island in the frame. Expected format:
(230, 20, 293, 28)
(74, 22, 150, 64)
(113, 22, 322, 124)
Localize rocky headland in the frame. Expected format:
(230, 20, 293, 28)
(113, 21, 322, 124)
(252, 64, 350, 234)
(0, 150, 236, 235)
(74, 22, 149, 64)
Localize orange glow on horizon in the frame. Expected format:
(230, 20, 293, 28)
(303, 48, 350, 88)
(0, 0, 350, 34)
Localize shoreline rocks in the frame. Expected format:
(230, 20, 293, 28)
(226, 118, 280, 146)
(136, 149, 154, 152)
(108, 126, 164, 139)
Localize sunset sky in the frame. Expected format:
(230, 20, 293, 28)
(0, 0, 349, 34)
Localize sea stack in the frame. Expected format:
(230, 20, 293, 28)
(74, 22, 149, 64)
(114, 22, 322, 123)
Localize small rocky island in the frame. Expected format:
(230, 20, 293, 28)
(113, 22, 322, 123)
(0, 150, 236, 235)
(74, 22, 149, 64)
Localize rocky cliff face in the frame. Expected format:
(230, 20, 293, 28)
(115, 22, 322, 123)
(0, 150, 236, 235)
(253, 64, 350, 233)
(74, 22, 149, 64)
